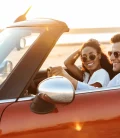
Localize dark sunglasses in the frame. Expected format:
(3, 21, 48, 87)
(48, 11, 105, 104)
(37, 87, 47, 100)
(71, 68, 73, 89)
(81, 54, 97, 62)
(108, 51, 120, 58)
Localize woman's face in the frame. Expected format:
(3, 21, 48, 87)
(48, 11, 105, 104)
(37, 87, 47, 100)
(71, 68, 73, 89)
(81, 46, 101, 72)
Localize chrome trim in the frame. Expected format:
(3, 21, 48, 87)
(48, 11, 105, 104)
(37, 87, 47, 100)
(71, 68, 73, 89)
(75, 86, 120, 94)
(0, 95, 35, 104)
(18, 95, 35, 102)
(0, 87, 120, 104)
(0, 99, 16, 104)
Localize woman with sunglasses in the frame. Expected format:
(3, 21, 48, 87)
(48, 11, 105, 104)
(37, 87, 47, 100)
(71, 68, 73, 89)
(63, 39, 113, 89)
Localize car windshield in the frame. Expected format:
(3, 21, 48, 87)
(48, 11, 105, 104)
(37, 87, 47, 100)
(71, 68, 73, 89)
(0, 27, 43, 85)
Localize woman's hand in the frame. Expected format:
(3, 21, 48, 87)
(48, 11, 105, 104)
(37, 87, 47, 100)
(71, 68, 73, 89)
(48, 66, 69, 77)
(48, 66, 78, 89)
(64, 49, 83, 81)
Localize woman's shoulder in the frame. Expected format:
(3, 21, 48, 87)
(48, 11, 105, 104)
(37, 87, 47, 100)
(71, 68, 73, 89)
(88, 68, 110, 86)
(95, 68, 109, 74)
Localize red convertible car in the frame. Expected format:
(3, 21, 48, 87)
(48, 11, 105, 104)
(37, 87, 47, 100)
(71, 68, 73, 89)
(0, 18, 120, 138)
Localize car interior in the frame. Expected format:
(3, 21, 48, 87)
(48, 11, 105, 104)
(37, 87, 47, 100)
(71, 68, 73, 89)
(0, 29, 117, 99)
(26, 42, 118, 97)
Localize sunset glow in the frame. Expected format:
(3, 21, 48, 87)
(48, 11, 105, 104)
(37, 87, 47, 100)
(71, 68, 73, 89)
(74, 122, 83, 131)
(0, 0, 120, 29)
(27, 0, 120, 28)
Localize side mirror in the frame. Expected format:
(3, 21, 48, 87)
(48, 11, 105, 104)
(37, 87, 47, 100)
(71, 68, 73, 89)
(30, 76, 75, 114)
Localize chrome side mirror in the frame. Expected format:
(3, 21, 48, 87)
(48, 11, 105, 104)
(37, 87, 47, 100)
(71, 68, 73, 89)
(30, 76, 75, 114)
(38, 76, 75, 103)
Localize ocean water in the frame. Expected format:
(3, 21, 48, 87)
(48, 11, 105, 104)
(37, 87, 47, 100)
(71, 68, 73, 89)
(57, 33, 119, 44)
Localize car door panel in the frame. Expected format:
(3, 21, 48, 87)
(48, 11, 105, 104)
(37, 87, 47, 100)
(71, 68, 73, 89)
(0, 101, 15, 137)
(0, 103, 10, 118)
(1, 89, 120, 138)
(1, 100, 70, 138)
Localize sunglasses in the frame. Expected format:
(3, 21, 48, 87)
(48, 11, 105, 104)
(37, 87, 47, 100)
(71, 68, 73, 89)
(81, 54, 97, 62)
(108, 51, 120, 58)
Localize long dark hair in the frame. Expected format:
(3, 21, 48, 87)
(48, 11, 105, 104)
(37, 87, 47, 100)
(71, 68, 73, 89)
(80, 39, 115, 79)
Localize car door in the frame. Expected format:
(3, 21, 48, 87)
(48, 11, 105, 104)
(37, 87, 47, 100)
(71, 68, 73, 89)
(1, 87, 120, 138)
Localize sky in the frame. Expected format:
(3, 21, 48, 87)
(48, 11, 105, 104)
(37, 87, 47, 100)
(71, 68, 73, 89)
(0, 0, 120, 29)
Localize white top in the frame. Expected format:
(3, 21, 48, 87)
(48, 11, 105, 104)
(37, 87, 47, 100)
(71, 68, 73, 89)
(107, 73, 120, 87)
(76, 68, 110, 90)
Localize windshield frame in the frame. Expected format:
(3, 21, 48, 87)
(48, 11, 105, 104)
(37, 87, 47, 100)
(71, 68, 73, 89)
(0, 22, 67, 100)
